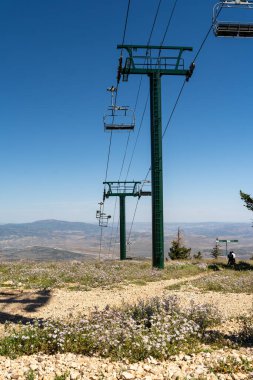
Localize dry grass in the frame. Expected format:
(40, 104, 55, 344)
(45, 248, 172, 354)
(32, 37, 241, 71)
(0, 260, 205, 290)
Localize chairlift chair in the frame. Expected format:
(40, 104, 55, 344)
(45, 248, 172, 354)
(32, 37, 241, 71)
(96, 202, 111, 227)
(213, 0, 253, 37)
(96, 202, 104, 219)
(98, 213, 111, 227)
(103, 106, 135, 131)
(126, 240, 131, 253)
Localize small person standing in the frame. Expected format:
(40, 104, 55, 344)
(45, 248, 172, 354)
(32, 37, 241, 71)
(227, 251, 236, 266)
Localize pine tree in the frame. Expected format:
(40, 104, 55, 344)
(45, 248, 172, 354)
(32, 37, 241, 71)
(211, 239, 221, 259)
(193, 251, 202, 260)
(240, 190, 253, 212)
(168, 228, 191, 260)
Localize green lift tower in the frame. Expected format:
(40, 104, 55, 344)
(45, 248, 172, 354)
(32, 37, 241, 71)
(103, 181, 151, 260)
(117, 45, 194, 269)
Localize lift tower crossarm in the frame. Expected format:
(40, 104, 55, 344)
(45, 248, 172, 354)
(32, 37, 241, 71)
(117, 45, 193, 77)
(103, 181, 141, 198)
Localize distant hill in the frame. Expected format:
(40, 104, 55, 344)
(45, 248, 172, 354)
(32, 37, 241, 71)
(0, 220, 252, 261)
(1, 220, 251, 239)
(166, 222, 253, 238)
(0, 246, 94, 261)
(0, 219, 100, 239)
(132, 222, 253, 238)
(128, 222, 253, 259)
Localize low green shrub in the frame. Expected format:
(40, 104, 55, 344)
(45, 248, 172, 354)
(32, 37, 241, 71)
(210, 356, 253, 374)
(184, 302, 222, 336)
(25, 370, 35, 380)
(237, 313, 253, 345)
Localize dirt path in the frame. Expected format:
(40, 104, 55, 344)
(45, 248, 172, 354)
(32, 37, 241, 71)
(1, 272, 253, 379)
(0, 272, 252, 326)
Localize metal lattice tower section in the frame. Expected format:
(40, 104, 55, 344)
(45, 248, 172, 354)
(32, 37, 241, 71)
(103, 181, 151, 260)
(117, 45, 194, 269)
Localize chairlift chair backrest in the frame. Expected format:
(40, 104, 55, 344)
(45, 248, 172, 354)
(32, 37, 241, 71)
(213, 0, 253, 37)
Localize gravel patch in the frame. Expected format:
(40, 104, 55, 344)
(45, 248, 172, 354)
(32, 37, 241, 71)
(0, 349, 252, 379)
(1, 273, 252, 322)
(0, 272, 253, 379)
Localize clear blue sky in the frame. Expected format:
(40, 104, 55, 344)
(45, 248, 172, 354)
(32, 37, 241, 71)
(0, 0, 252, 224)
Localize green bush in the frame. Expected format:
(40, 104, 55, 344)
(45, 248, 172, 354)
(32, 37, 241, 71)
(169, 240, 191, 260)
(238, 313, 253, 345)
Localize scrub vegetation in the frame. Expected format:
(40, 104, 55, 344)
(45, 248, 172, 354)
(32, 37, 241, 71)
(0, 296, 221, 360)
(0, 258, 252, 365)
(0, 260, 205, 290)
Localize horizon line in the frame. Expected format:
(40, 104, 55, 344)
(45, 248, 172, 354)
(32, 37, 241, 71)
(0, 219, 251, 225)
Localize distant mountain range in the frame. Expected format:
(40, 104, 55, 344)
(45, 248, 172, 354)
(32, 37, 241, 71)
(133, 222, 253, 237)
(0, 220, 252, 260)
(129, 222, 253, 259)
(0, 219, 100, 238)
(0, 219, 251, 239)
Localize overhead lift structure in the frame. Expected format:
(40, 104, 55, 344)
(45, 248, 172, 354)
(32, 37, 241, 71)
(213, 0, 253, 37)
(103, 181, 151, 260)
(117, 45, 194, 269)
(103, 86, 135, 131)
(96, 202, 111, 227)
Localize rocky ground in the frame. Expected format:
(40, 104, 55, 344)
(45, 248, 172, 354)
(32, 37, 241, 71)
(0, 272, 253, 379)
(0, 349, 253, 380)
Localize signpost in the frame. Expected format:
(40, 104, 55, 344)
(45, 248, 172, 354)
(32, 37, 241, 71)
(216, 238, 239, 257)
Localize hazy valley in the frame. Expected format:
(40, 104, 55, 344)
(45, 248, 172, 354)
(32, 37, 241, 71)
(0, 219, 252, 261)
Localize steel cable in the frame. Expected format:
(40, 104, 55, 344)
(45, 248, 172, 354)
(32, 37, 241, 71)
(108, 0, 164, 256)
(125, 0, 180, 248)
(125, 0, 179, 181)
(99, 0, 132, 258)
(126, 0, 226, 249)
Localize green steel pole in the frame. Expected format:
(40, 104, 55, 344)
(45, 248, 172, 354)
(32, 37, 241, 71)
(119, 195, 126, 260)
(149, 72, 164, 269)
